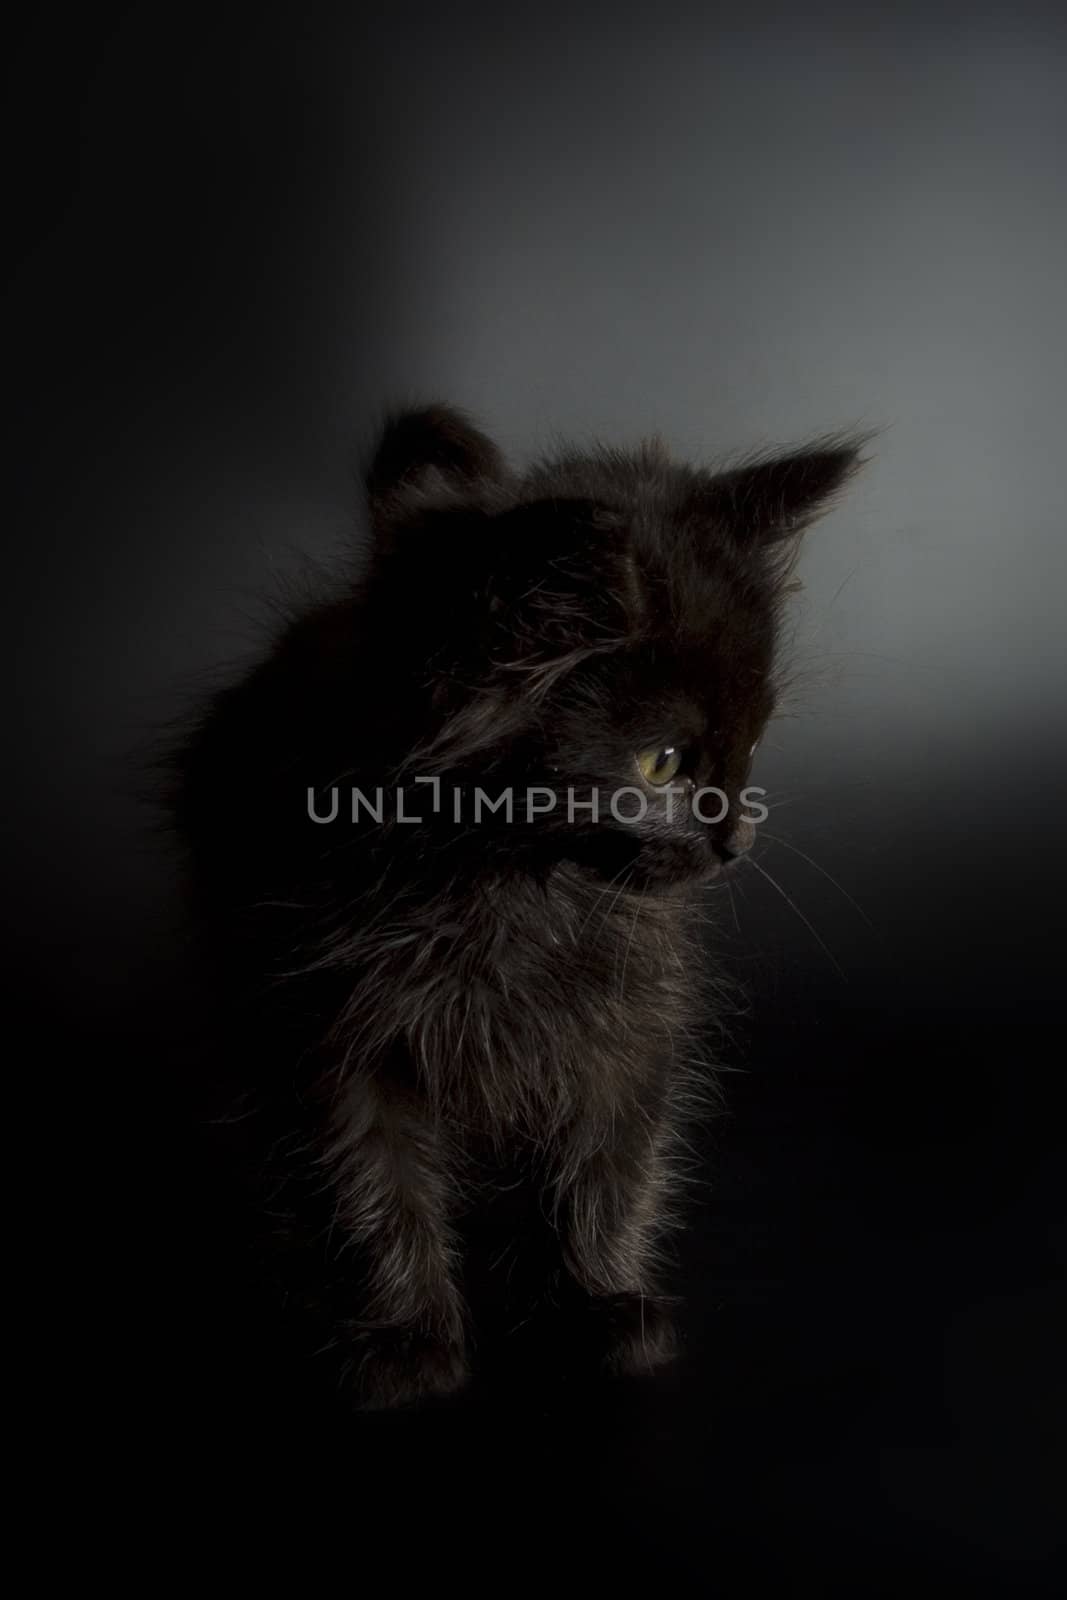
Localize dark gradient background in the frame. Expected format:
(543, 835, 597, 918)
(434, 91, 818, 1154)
(7, 3, 1065, 1582)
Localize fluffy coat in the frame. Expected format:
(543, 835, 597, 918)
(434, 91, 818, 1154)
(171, 404, 863, 1407)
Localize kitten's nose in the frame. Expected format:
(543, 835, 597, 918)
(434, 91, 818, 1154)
(717, 817, 756, 865)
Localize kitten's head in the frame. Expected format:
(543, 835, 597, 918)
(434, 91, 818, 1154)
(360, 404, 864, 890)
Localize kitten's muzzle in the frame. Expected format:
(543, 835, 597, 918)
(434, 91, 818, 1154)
(710, 817, 756, 875)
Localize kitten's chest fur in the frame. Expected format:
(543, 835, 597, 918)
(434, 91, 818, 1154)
(334, 867, 710, 1139)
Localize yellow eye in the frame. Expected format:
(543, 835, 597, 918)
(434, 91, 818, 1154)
(636, 745, 684, 785)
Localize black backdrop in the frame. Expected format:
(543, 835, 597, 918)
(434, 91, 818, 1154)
(6, 4, 1064, 1584)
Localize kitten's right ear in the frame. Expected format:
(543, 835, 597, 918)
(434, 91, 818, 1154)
(365, 404, 507, 521)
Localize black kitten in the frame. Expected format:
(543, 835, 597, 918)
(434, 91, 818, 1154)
(172, 404, 862, 1408)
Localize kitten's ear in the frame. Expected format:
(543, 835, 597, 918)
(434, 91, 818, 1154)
(366, 404, 507, 520)
(698, 438, 867, 543)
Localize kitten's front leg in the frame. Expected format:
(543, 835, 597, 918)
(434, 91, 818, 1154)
(554, 1108, 680, 1376)
(326, 1075, 468, 1409)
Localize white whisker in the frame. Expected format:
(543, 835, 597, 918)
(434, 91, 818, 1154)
(744, 853, 846, 979)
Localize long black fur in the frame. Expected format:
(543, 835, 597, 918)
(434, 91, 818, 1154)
(169, 404, 863, 1408)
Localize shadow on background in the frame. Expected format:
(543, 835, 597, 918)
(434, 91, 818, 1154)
(5, 5, 1064, 1584)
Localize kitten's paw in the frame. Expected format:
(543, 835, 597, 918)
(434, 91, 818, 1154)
(349, 1325, 470, 1411)
(576, 1290, 680, 1377)
(604, 1292, 679, 1376)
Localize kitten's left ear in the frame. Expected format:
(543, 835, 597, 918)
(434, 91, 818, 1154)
(365, 403, 508, 523)
(698, 437, 868, 544)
